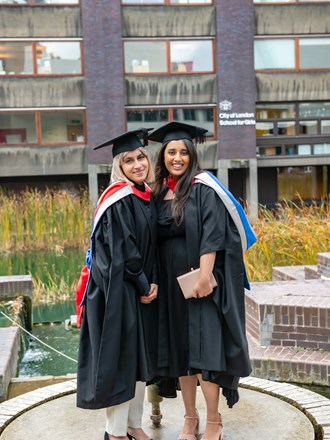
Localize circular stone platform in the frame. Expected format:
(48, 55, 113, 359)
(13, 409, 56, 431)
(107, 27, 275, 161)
(0, 378, 319, 440)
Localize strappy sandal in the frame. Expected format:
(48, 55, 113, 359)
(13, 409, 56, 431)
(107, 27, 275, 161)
(201, 413, 223, 440)
(178, 409, 200, 440)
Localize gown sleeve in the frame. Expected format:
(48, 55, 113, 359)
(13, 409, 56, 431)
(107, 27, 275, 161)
(198, 184, 241, 256)
(93, 196, 150, 296)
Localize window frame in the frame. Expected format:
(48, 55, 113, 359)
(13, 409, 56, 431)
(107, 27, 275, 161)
(0, 0, 80, 5)
(0, 38, 84, 77)
(123, 38, 215, 75)
(255, 36, 330, 72)
(0, 108, 86, 146)
(121, 0, 213, 5)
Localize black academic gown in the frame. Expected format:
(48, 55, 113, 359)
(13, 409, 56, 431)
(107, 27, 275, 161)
(156, 183, 251, 407)
(77, 191, 158, 409)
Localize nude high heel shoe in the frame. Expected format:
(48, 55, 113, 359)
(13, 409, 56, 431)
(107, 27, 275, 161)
(201, 413, 223, 440)
(178, 409, 200, 440)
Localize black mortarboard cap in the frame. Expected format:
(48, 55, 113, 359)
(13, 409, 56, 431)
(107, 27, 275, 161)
(93, 128, 153, 157)
(148, 121, 209, 145)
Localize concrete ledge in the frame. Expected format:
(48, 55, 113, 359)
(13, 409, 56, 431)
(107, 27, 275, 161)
(0, 328, 20, 403)
(0, 379, 77, 434)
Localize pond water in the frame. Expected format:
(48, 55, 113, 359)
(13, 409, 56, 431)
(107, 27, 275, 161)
(19, 322, 79, 377)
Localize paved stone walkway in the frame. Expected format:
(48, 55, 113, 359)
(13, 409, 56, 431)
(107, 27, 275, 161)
(1, 377, 329, 440)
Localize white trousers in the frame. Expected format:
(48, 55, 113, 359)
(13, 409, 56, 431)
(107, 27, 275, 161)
(105, 382, 146, 436)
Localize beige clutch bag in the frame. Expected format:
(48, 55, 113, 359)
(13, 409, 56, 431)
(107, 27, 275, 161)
(177, 268, 217, 299)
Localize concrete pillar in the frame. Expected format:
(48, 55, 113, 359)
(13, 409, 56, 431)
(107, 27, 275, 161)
(247, 159, 258, 224)
(88, 164, 99, 207)
(217, 159, 229, 188)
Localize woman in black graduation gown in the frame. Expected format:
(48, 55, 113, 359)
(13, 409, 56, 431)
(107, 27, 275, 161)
(77, 129, 158, 440)
(150, 122, 253, 440)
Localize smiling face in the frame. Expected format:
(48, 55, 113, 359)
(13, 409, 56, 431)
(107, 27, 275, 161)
(163, 139, 190, 180)
(120, 148, 149, 185)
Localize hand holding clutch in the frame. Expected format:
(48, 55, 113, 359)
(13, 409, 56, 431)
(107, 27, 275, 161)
(177, 268, 217, 299)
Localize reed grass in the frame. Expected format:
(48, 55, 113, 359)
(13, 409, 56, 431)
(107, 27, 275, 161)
(0, 189, 329, 303)
(245, 199, 330, 282)
(0, 188, 92, 252)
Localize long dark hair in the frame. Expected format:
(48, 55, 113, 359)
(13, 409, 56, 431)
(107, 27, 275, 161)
(153, 139, 201, 225)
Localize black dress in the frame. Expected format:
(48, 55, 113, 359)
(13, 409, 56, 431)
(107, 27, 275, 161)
(77, 187, 158, 410)
(155, 183, 251, 407)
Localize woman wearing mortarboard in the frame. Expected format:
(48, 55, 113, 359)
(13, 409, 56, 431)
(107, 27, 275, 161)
(76, 128, 158, 440)
(149, 121, 257, 440)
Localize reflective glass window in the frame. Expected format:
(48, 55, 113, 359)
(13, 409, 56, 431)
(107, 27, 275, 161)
(35, 0, 79, 3)
(0, 0, 28, 3)
(299, 39, 330, 69)
(170, 40, 213, 72)
(173, 108, 214, 133)
(256, 122, 274, 136)
(257, 146, 281, 156)
(0, 42, 33, 74)
(40, 111, 84, 142)
(254, 0, 293, 2)
(299, 121, 318, 135)
(321, 120, 330, 134)
(298, 144, 311, 155)
(36, 42, 81, 74)
(277, 121, 296, 135)
(122, 0, 164, 3)
(127, 109, 168, 131)
(124, 42, 167, 73)
(0, 112, 36, 144)
(171, 0, 212, 3)
(256, 104, 296, 119)
(299, 102, 330, 118)
(254, 39, 295, 70)
(314, 143, 330, 154)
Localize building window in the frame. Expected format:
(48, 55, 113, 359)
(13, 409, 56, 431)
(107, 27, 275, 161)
(0, 40, 82, 75)
(36, 42, 82, 74)
(170, 41, 213, 73)
(299, 39, 330, 69)
(256, 102, 330, 156)
(126, 106, 215, 135)
(0, 112, 36, 144)
(0, 0, 80, 4)
(255, 38, 330, 71)
(0, 42, 33, 74)
(122, 0, 212, 4)
(125, 42, 167, 73)
(124, 40, 214, 74)
(255, 39, 295, 70)
(127, 109, 169, 131)
(254, 0, 330, 3)
(0, 110, 85, 145)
